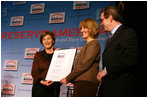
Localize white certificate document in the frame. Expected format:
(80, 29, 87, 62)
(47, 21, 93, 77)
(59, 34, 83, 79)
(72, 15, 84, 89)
(45, 49, 76, 81)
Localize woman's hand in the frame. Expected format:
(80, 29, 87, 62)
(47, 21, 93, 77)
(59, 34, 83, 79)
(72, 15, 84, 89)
(60, 78, 68, 84)
(40, 80, 54, 86)
(55, 48, 61, 51)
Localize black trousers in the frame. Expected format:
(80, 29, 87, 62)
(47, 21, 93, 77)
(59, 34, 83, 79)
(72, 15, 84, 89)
(73, 81, 98, 97)
(32, 82, 61, 97)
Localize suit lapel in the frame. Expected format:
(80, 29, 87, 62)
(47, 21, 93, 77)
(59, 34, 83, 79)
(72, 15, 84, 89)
(42, 50, 50, 61)
(103, 25, 124, 55)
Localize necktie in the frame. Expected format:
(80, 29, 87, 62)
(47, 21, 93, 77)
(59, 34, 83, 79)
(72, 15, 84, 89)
(108, 33, 112, 42)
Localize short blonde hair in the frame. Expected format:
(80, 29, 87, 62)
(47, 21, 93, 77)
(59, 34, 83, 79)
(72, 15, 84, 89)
(79, 18, 100, 38)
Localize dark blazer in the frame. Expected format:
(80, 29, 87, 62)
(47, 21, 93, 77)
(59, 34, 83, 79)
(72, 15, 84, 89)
(99, 25, 139, 96)
(66, 40, 101, 84)
(31, 50, 52, 84)
(31, 50, 61, 97)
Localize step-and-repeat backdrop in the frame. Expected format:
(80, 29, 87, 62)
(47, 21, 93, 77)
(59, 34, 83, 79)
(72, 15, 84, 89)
(1, 1, 115, 97)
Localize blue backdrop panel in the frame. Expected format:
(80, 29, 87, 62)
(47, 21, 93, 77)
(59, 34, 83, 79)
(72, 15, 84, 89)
(1, 1, 115, 97)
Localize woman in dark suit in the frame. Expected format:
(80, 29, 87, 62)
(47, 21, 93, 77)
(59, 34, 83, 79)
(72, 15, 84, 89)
(60, 18, 101, 97)
(31, 31, 61, 97)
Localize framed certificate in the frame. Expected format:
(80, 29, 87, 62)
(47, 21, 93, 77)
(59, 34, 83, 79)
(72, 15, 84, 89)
(45, 49, 76, 81)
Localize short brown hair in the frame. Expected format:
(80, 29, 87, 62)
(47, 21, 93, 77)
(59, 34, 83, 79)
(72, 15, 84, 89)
(79, 18, 100, 38)
(40, 31, 55, 45)
(101, 6, 123, 23)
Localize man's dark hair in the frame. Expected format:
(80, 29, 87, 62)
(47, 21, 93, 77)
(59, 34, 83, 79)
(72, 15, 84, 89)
(101, 6, 123, 23)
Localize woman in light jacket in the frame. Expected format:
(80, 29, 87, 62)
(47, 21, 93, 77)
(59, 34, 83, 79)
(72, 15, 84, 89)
(60, 18, 101, 97)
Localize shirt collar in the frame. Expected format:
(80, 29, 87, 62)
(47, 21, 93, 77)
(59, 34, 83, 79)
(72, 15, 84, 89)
(111, 24, 122, 35)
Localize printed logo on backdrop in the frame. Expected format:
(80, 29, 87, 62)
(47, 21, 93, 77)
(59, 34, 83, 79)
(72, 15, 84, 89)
(4, 60, 18, 71)
(13, 1, 26, 5)
(73, 1, 89, 10)
(21, 73, 33, 84)
(24, 48, 40, 59)
(66, 83, 74, 87)
(10, 16, 24, 26)
(49, 12, 65, 23)
(30, 3, 45, 14)
(1, 83, 15, 95)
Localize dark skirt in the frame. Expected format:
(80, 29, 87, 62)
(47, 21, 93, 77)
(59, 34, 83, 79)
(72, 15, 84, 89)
(32, 82, 61, 97)
(73, 81, 98, 97)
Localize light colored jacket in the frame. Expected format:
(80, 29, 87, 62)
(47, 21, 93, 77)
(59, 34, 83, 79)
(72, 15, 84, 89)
(66, 40, 101, 84)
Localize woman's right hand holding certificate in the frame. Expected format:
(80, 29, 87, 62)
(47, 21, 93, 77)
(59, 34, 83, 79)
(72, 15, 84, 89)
(60, 78, 68, 84)
(40, 80, 54, 86)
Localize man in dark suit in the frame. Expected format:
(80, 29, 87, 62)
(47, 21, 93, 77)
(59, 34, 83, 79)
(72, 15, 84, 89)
(97, 6, 139, 97)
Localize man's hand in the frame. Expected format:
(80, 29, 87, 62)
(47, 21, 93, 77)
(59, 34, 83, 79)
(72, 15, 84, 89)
(60, 78, 68, 84)
(97, 69, 107, 83)
(40, 80, 54, 86)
